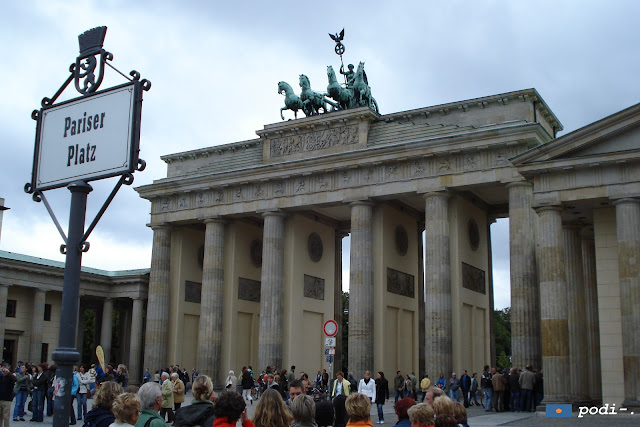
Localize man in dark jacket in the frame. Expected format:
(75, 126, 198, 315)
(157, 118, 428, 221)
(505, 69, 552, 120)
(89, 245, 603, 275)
(0, 365, 16, 426)
(518, 365, 536, 412)
(508, 368, 521, 412)
(374, 371, 389, 424)
(460, 370, 471, 408)
(393, 371, 404, 403)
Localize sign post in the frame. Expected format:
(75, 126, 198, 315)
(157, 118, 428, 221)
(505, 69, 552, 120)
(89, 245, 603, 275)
(24, 27, 150, 426)
(323, 320, 338, 391)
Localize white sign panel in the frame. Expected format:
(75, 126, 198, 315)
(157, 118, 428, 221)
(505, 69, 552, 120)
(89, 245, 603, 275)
(34, 82, 139, 190)
(325, 337, 336, 347)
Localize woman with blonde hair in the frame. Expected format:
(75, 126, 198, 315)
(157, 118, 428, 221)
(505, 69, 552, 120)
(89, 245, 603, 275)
(252, 388, 292, 427)
(407, 403, 435, 427)
(109, 392, 140, 427)
(173, 375, 215, 427)
(345, 393, 373, 426)
(83, 381, 124, 427)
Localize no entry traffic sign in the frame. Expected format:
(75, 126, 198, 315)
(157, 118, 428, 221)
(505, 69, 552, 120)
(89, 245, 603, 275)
(323, 319, 338, 337)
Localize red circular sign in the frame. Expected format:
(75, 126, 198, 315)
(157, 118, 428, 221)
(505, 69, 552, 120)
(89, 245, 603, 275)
(323, 320, 338, 337)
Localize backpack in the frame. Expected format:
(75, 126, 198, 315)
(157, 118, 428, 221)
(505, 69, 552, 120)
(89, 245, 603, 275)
(173, 403, 215, 427)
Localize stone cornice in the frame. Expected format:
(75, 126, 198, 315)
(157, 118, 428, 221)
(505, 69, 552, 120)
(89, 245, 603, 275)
(137, 122, 547, 201)
(161, 138, 261, 164)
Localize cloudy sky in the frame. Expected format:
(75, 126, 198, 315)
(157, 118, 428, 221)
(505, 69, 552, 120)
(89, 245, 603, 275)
(1, 1, 639, 310)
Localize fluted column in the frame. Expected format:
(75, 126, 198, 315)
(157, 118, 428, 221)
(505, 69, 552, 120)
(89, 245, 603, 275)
(258, 212, 286, 370)
(143, 225, 171, 373)
(581, 230, 601, 404)
(417, 221, 425, 377)
(198, 218, 226, 385)
(507, 182, 541, 370)
(424, 192, 452, 378)
(129, 298, 144, 385)
(562, 223, 589, 403)
(0, 285, 8, 351)
(348, 202, 374, 379)
(613, 198, 640, 408)
(29, 289, 46, 363)
(535, 206, 570, 403)
(100, 298, 113, 365)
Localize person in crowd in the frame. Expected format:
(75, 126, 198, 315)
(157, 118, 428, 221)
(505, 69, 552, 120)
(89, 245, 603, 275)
(409, 372, 418, 401)
(89, 364, 98, 397)
(160, 372, 175, 423)
(357, 371, 376, 402)
(419, 375, 430, 402)
(315, 371, 322, 386)
(104, 365, 115, 383)
(424, 387, 445, 407)
(435, 373, 445, 391)
(374, 371, 389, 424)
(345, 393, 373, 427)
(347, 373, 358, 393)
(301, 373, 312, 395)
(432, 395, 455, 419)
(45, 364, 56, 416)
(321, 369, 329, 389)
(534, 369, 543, 407)
(469, 373, 480, 406)
(314, 394, 334, 427)
(69, 365, 79, 424)
(30, 363, 47, 422)
(290, 394, 317, 427)
(115, 365, 128, 389)
(407, 402, 435, 427)
(492, 368, 507, 412)
(174, 375, 215, 427)
(331, 372, 350, 398)
(135, 382, 165, 427)
(404, 374, 414, 398)
(109, 392, 140, 427)
(0, 364, 16, 427)
(518, 365, 535, 412)
(181, 368, 190, 391)
(394, 397, 416, 426)
(288, 379, 304, 404)
(447, 373, 459, 402)
(241, 366, 254, 405)
(252, 388, 292, 427)
(460, 370, 470, 408)
(332, 394, 347, 427)
(12, 365, 30, 422)
(508, 368, 520, 412)
(225, 370, 238, 394)
(480, 365, 493, 412)
(191, 369, 199, 385)
(171, 372, 185, 412)
(77, 365, 91, 420)
(95, 364, 105, 385)
(213, 391, 254, 427)
(142, 369, 151, 384)
(452, 402, 469, 427)
(83, 381, 124, 427)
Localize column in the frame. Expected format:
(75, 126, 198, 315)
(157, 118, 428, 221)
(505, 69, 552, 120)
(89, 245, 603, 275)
(417, 221, 426, 377)
(334, 231, 346, 375)
(0, 285, 8, 351)
(100, 298, 113, 365)
(581, 230, 601, 404)
(129, 298, 145, 385)
(197, 218, 226, 385)
(29, 289, 46, 363)
(562, 223, 589, 403)
(535, 206, 570, 403)
(614, 198, 640, 408)
(348, 202, 374, 379)
(507, 182, 541, 370)
(143, 225, 171, 373)
(258, 212, 286, 370)
(487, 217, 497, 367)
(424, 192, 452, 378)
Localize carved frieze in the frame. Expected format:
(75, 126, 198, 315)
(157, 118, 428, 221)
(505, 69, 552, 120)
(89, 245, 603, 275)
(461, 262, 486, 294)
(304, 274, 325, 300)
(387, 267, 414, 298)
(184, 281, 202, 303)
(238, 277, 261, 302)
(270, 125, 358, 157)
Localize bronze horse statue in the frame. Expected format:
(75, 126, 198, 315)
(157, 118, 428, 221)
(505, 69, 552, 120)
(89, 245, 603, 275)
(299, 74, 339, 116)
(278, 81, 304, 120)
(326, 65, 355, 110)
(353, 61, 379, 113)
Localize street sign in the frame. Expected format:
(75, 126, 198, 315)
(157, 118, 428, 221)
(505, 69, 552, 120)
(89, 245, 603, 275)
(328, 348, 336, 355)
(323, 319, 338, 337)
(326, 356, 333, 363)
(325, 337, 336, 347)
(325, 349, 329, 355)
(32, 81, 142, 191)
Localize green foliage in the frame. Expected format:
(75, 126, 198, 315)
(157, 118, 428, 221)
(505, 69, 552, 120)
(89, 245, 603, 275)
(497, 351, 510, 369)
(341, 291, 349, 373)
(494, 308, 511, 366)
(82, 309, 96, 365)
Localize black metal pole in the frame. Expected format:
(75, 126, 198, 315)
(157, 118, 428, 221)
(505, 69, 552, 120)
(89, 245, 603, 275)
(52, 181, 92, 427)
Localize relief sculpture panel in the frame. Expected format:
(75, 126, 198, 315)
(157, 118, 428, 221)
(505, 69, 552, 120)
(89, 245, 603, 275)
(387, 268, 415, 298)
(461, 262, 486, 294)
(270, 125, 358, 157)
(238, 278, 261, 302)
(304, 274, 325, 300)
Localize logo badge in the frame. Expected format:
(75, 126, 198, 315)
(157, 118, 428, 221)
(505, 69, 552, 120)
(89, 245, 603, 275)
(546, 404, 572, 417)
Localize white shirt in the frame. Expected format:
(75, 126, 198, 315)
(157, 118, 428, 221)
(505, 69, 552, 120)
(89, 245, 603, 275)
(358, 378, 376, 400)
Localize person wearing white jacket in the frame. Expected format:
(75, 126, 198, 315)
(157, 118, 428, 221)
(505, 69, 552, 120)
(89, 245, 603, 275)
(357, 371, 376, 402)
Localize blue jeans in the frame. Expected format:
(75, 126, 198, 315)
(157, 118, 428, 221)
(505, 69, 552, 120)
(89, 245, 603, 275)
(449, 389, 459, 401)
(13, 390, 28, 419)
(77, 393, 87, 419)
(32, 389, 45, 421)
(510, 391, 520, 411)
(520, 389, 533, 412)
(395, 389, 402, 403)
(89, 382, 97, 397)
(46, 387, 54, 416)
(376, 403, 384, 421)
(483, 388, 493, 410)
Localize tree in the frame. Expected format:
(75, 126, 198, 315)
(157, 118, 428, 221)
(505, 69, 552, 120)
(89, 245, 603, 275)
(494, 308, 511, 366)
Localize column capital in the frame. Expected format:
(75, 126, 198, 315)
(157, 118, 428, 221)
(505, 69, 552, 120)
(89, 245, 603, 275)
(612, 197, 640, 207)
(203, 217, 226, 225)
(349, 200, 374, 208)
(33, 288, 47, 295)
(147, 223, 172, 231)
(534, 205, 563, 214)
(505, 180, 533, 190)
(422, 190, 451, 201)
(261, 210, 287, 219)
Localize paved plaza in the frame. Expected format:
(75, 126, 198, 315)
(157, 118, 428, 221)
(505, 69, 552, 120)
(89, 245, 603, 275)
(7, 392, 640, 426)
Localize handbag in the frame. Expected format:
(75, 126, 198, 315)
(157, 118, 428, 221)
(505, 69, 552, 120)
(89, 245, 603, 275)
(28, 399, 33, 412)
